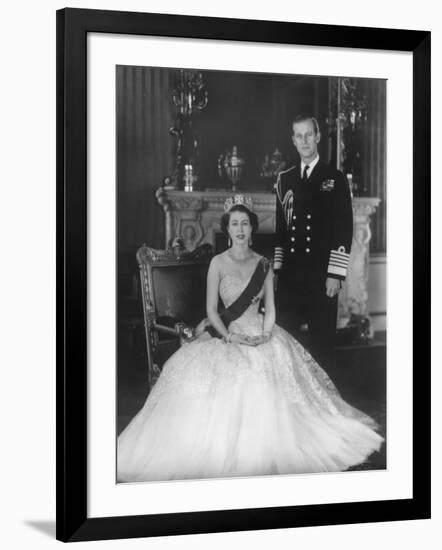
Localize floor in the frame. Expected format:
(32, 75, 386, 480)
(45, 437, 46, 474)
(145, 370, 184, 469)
(117, 328, 387, 472)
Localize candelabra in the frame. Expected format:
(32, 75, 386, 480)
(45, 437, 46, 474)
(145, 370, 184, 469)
(169, 69, 208, 189)
(327, 77, 367, 196)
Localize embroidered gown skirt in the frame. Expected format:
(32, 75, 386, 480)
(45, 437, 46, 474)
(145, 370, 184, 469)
(117, 274, 384, 482)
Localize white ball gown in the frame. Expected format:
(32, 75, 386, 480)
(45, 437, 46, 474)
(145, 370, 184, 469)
(118, 269, 384, 482)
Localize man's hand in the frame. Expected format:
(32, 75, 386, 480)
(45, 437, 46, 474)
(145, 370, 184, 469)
(325, 277, 341, 298)
(273, 271, 279, 292)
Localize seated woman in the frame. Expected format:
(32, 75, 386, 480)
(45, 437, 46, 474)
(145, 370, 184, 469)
(117, 195, 383, 482)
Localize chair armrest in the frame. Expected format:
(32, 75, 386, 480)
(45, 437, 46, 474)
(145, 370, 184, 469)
(154, 321, 198, 345)
(153, 323, 180, 337)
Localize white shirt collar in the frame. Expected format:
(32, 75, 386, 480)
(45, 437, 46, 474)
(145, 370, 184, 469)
(301, 155, 320, 178)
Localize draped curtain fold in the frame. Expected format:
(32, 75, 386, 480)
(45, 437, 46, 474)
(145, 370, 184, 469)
(117, 66, 175, 252)
(359, 79, 387, 254)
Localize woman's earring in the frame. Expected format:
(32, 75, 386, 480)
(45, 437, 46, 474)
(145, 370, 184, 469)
(249, 236, 253, 246)
(228, 237, 232, 247)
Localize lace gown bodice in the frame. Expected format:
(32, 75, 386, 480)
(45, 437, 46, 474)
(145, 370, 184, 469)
(219, 273, 265, 336)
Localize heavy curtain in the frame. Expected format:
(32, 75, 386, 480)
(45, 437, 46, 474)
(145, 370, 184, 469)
(117, 65, 174, 252)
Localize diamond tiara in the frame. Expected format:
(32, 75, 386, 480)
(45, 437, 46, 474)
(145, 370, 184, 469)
(223, 195, 254, 213)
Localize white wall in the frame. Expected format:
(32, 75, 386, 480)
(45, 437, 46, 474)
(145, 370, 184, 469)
(1, 1, 440, 549)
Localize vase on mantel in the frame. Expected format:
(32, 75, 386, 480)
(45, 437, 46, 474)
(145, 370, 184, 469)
(218, 145, 244, 191)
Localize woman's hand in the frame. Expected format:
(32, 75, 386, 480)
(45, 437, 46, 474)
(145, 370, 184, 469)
(248, 332, 272, 346)
(228, 333, 258, 346)
(261, 332, 272, 344)
(227, 332, 271, 346)
(195, 318, 210, 336)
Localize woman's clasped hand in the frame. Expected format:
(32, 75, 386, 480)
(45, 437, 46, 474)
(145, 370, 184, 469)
(226, 332, 271, 346)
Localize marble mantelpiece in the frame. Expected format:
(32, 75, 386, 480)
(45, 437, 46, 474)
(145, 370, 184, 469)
(156, 189, 276, 249)
(156, 188, 381, 329)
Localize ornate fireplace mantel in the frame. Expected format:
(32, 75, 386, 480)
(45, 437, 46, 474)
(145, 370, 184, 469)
(156, 188, 380, 328)
(156, 189, 276, 251)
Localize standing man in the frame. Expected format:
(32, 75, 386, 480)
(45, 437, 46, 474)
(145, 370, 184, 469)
(274, 114, 353, 371)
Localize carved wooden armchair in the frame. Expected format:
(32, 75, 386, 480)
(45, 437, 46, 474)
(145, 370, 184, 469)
(136, 243, 213, 390)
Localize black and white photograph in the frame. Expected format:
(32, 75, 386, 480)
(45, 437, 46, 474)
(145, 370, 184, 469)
(116, 66, 387, 483)
(51, 6, 432, 543)
(1, 0, 439, 546)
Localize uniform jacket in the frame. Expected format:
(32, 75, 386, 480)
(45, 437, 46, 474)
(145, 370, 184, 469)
(273, 159, 353, 282)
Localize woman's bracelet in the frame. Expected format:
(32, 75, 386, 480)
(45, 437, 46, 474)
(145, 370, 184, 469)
(224, 332, 232, 343)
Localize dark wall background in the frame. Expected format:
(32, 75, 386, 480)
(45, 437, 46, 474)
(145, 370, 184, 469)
(117, 65, 175, 254)
(117, 66, 386, 260)
(196, 71, 331, 187)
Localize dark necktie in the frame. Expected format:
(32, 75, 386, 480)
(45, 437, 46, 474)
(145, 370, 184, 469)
(302, 164, 310, 182)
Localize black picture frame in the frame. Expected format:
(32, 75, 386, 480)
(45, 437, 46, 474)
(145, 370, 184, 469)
(56, 7, 431, 542)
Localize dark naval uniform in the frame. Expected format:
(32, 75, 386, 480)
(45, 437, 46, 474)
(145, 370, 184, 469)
(273, 158, 353, 370)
